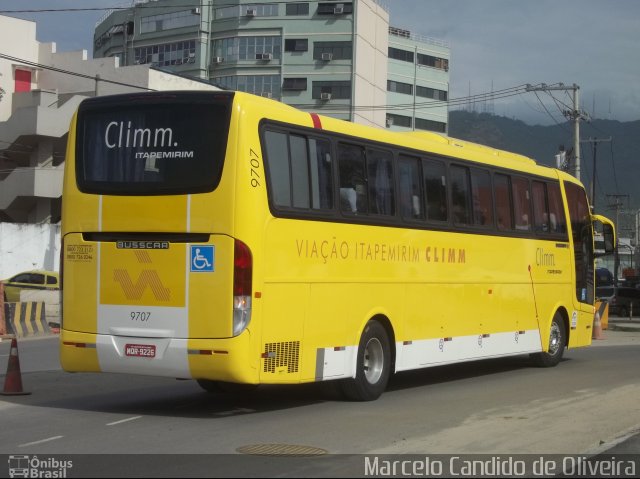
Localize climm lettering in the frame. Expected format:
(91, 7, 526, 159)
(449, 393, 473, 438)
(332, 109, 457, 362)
(536, 247, 555, 266)
(425, 246, 466, 264)
(105, 121, 177, 149)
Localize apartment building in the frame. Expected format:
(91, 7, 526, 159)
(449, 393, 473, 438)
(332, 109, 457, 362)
(93, 0, 450, 131)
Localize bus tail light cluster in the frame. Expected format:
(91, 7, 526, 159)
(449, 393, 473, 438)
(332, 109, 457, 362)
(233, 239, 252, 336)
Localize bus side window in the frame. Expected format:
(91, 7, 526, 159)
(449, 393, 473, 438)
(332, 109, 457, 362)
(338, 143, 368, 214)
(423, 158, 448, 222)
(494, 173, 513, 231)
(512, 176, 531, 231)
(450, 165, 472, 225)
(547, 182, 567, 234)
(308, 138, 333, 210)
(470, 168, 493, 227)
(532, 181, 549, 233)
(367, 148, 395, 216)
(398, 155, 423, 220)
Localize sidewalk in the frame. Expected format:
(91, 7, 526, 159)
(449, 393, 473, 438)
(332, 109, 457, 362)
(607, 316, 640, 332)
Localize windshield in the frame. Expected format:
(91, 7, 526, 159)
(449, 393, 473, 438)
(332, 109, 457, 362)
(75, 92, 233, 195)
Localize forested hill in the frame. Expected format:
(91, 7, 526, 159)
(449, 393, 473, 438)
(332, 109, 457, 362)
(448, 110, 640, 213)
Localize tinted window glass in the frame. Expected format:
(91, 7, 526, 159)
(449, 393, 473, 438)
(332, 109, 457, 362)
(264, 130, 333, 211)
(471, 168, 493, 226)
(494, 174, 512, 231)
(547, 182, 567, 235)
(450, 165, 471, 225)
(264, 131, 290, 207)
(423, 159, 447, 222)
(512, 177, 531, 231)
(367, 149, 395, 216)
(532, 181, 548, 233)
(398, 156, 423, 220)
(76, 94, 231, 195)
(565, 182, 594, 304)
(338, 144, 367, 214)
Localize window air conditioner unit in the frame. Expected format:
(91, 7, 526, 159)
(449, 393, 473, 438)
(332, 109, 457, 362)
(321, 52, 333, 61)
(246, 8, 257, 16)
(320, 92, 332, 100)
(333, 6, 344, 14)
(213, 56, 224, 63)
(256, 52, 273, 60)
(191, 7, 200, 14)
(261, 92, 273, 98)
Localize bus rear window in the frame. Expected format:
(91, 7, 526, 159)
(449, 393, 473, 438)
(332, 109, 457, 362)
(75, 94, 232, 195)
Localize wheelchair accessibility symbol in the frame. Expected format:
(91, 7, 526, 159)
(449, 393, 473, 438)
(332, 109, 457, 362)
(190, 245, 215, 272)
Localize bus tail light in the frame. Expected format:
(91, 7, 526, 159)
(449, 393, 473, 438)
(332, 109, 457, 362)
(233, 239, 252, 336)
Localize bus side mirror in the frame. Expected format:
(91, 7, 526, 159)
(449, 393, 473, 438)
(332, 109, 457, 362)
(602, 223, 615, 255)
(592, 214, 616, 257)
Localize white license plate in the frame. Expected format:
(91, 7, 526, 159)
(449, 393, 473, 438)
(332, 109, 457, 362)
(124, 344, 156, 358)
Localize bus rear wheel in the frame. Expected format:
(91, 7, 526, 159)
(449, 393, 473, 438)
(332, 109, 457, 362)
(340, 320, 391, 401)
(531, 313, 565, 367)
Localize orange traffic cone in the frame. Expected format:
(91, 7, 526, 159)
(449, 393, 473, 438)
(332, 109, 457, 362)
(1, 338, 31, 395)
(592, 310, 604, 340)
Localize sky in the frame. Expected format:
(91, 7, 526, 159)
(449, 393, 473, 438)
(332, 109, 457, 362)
(1, 0, 639, 126)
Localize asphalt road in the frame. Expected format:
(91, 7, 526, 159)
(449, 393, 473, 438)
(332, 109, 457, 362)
(1, 332, 639, 477)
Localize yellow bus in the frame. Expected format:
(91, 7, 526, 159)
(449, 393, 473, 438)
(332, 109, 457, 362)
(60, 91, 615, 400)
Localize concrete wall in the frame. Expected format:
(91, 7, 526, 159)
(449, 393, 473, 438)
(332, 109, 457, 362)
(0, 222, 60, 280)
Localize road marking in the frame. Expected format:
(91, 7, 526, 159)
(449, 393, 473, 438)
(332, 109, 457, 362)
(106, 416, 142, 426)
(19, 436, 63, 447)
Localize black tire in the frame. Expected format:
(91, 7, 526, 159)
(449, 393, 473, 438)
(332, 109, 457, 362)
(531, 313, 566, 367)
(196, 379, 257, 394)
(340, 320, 391, 401)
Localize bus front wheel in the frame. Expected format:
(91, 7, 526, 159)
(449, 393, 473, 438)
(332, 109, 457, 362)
(340, 320, 391, 401)
(531, 313, 566, 367)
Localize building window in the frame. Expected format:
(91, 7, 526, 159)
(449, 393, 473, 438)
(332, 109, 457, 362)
(140, 10, 200, 34)
(387, 80, 413, 95)
(415, 118, 446, 133)
(134, 40, 196, 66)
(312, 81, 351, 99)
(317, 2, 353, 14)
(285, 39, 309, 52)
(282, 78, 308, 91)
(286, 3, 310, 15)
(386, 114, 411, 128)
(214, 75, 281, 97)
(388, 47, 414, 63)
(313, 41, 352, 60)
(416, 85, 448, 101)
(213, 36, 282, 61)
(417, 53, 449, 71)
(215, 4, 278, 19)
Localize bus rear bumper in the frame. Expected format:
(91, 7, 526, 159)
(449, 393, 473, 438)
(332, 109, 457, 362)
(60, 329, 257, 383)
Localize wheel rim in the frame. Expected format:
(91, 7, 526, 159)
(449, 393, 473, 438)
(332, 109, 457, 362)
(548, 322, 562, 356)
(363, 337, 384, 384)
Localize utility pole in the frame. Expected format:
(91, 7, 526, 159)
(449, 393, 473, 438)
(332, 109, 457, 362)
(580, 137, 612, 210)
(526, 83, 588, 181)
